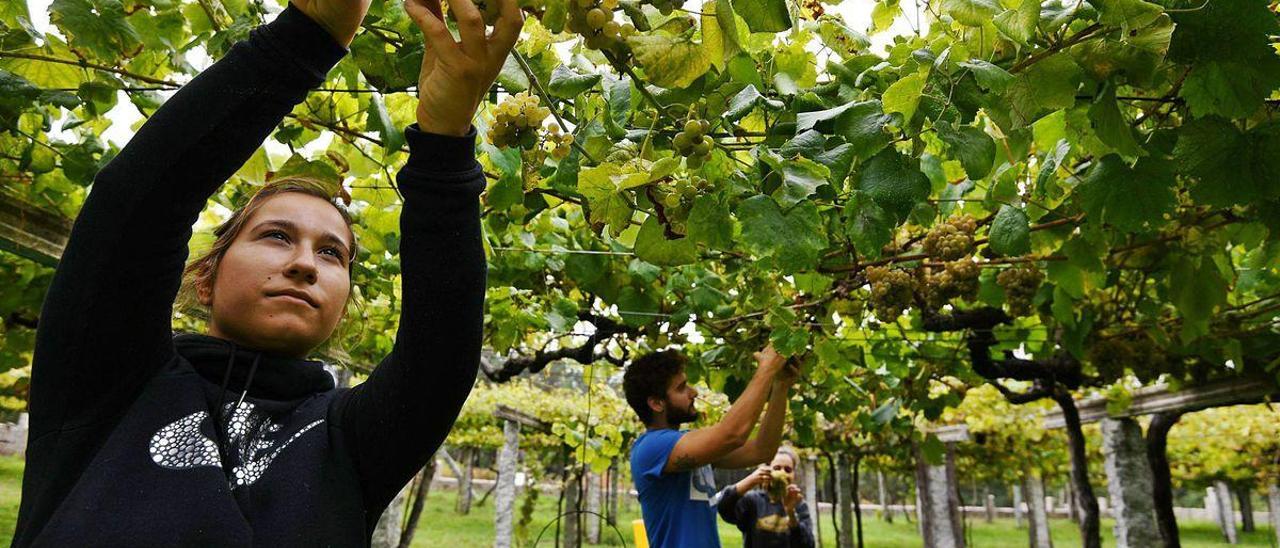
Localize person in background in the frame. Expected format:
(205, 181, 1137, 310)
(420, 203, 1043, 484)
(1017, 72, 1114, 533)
(717, 446, 816, 548)
(624, 346, 798, 548)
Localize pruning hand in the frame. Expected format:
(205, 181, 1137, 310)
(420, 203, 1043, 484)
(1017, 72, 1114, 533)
(406, 0, 523, 136)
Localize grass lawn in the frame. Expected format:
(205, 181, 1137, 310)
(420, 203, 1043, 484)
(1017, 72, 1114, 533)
(0, 454, 1272, 547)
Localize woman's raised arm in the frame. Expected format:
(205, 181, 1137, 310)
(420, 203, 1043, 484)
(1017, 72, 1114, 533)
(333, 0, 522, 514)
(29, 3, 358, 438)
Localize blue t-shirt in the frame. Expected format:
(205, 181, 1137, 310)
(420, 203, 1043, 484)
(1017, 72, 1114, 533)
(631, 429, 721, 548)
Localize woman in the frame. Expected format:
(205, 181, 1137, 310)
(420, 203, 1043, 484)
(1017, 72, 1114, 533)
(717, 447, 816, 548)
(13, 0, 520, 544)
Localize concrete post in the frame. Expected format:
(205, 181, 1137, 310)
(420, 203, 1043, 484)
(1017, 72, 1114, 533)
(878, 470, 892, 523)
(1023, 473, 1054, 548)
(837, 454, 854, 548)
(371, 482, 410, 548)
(586, 471, 601, 544)
(1214, 480, 1238, 544)
(803, 456, 822, 547)
(1267, 481, 1280, 547)
(915, 445, 963, 548)
(562, 471, 580, 548)
(1013, 485, 1024, 528)
(1100, 418, 1159, 548)
(985, 493, 996, 523)
(494, 420, 520, 548)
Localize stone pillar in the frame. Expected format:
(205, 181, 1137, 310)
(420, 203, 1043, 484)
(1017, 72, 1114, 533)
(562, 471, 581, 548)
(1023, 473, 1054, 548)
(586, 471, 602, 544)
(456, 447, 475, 515)
(494, 420, 520, 548)
(985, 492, 996, 523)
(1100, 418, 1159, 548)
(878, 470, 892, 522)
(1267, 482, 1280, 547)
(837, 454, 855, 548)
(804, 456, 822, 547)
(1214, 480, 1239, 544)
(371, 481, 410, 548)
(944, 443, 965, 546)
(915, 445, 962, 548)
(1013, 485, 1024, 528)
(1207, 487, 1220, 526)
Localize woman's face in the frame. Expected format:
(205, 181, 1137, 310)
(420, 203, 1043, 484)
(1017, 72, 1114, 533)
(200, 192, 353, 358)
(771, 453, 796, 482)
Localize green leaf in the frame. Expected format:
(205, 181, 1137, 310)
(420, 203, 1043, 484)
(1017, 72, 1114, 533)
(547, 65, 601, 99)
(577, 163, 649, 235)
(1169, 255, 1227, 342)
(936, 123, 995, 180)
(49, 0, 140, 61)
(1087, 84, 1143, 157)
(871, 0, 899, 32)
(724, 84, 784, 123)
(634, 217, 698, 266)
(481, 143, 523, 210)
(350, 33, 422, 90)
(772, 156, 832, 208)
(1002, 53, 1081, 128)
(736, 195, 828, 272)
(627, 34, 711, 89)
(602, 75, 631, 138)
(988, 205, 1030, 256)
(882, 71, 928, 124)
(687, 194, 734, 249)
(942, 0, 1001, 26)
(844, 190, 894, 259)
(871, 398, 900, 423)
(1174, 117, 1280, 207)
(366, 93, 406, 155)
(960, 60, 1014, 94)
(857, 149, 931, 223)
(1091, 0, 1162, 31)
(731, 0, 791, 33)
(1180, 59, 1280, 120)
(1078, 155, 1175, 232)
(993, 0, 1039, 46)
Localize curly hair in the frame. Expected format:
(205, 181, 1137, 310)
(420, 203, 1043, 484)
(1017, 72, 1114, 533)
(622, 350, 687, 425)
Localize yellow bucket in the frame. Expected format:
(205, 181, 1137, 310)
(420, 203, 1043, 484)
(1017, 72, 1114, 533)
(632, 519, 648, 548)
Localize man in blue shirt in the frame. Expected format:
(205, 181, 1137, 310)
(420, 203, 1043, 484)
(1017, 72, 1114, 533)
(625, 346, 796, 547)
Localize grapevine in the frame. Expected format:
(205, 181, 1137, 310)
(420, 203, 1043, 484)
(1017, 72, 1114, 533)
(866, 266, 917, 319)
(566, 0, 635, 52)
(673, 119, 713, 168)
(650, 175, 707, 235)
(996, 266, 1044, 317)
(922, 215, 978, 261)
(925, 259, 980, 309)
(489, 92, 551, 150)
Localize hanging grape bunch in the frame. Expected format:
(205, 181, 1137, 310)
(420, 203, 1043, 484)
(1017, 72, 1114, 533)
(545, 123, 575, 160)
(673, 119, 713, 168)
(489, 92, 551, 150)
(996, 265, 1044, 317)
(651, 175, 707, 235)
(866, 266, 918, 319)
(925, 259, 980, 309)
(647, 0, 680, 15)
(923, 215, 977, 261)
(766, 470, 789, 503)
(567, 0, 635, 51)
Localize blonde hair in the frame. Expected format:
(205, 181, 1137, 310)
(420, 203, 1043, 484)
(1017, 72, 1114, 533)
(177, 176, 362, 342)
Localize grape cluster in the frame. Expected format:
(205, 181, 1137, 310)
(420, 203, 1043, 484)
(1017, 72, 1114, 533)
(545, 123, 575, 160)
(567, 0, 635, 51)
(866, 266, 917, 319)
(766, 470, 790, 502)
(922, 215, 977, 261)
(925, 259, 980, 308)
(996, 265, 1044, 317)
(489, 92, 551, 150)
(651, 175, 707, 235)
(1087, 335, 1151, 380)
(673, 119, 713, 168)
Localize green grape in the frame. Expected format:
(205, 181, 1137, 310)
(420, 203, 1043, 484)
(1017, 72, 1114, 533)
(489, 92, 551, 150)
(996, 265, 1044, 317)
(923, 215, 977, 261)
(866, 266, 917, 319)
(684, 119, 702, 136)
(586, 8, 608, 28)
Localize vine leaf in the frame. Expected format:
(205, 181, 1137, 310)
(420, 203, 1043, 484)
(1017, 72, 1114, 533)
(988, 205, 1031, 256)
(49, 0, 140, 62)
(1078, 155, 1174, 232)
(857, 148, 931, 224)
(736, 195, 827, 273)
(730, 0, 791, 33)
(626, 34, 711, 89)
(937, 123, 995, 180)
(634, 217, 697, 266)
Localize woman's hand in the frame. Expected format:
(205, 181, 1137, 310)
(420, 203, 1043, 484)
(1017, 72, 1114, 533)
(783, 484, 803, 512)
(406, 0, 523, 136)
(293, 0, 372, 47)
(735, 465, 771, 495)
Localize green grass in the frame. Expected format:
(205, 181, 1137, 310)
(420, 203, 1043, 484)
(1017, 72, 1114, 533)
(0, 454, 1272, 547)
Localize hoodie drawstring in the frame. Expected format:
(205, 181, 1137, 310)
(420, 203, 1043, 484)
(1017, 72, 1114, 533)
(211, 339, 262, 482)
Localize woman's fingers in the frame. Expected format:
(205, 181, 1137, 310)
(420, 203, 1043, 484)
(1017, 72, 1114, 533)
(488, 0, 522, 63)
(406, 0, 459, 60)
(445, 0, 489, 58)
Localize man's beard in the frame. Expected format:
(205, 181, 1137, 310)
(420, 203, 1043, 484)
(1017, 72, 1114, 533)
(667, 400, 699, 425)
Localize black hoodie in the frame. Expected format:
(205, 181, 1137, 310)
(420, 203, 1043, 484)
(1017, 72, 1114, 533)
(13, 5, 485, 546)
